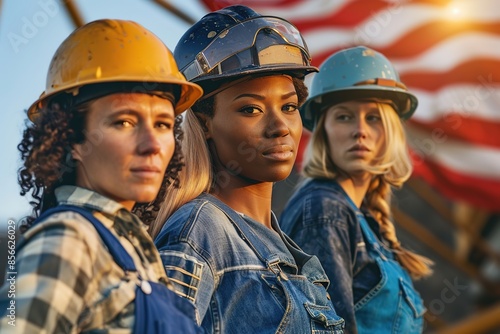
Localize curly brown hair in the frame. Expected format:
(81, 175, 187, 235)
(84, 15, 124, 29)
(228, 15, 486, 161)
(18, 94, 184, 231)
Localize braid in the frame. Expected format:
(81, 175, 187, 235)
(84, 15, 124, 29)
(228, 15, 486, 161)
(366, 175, 433, 279)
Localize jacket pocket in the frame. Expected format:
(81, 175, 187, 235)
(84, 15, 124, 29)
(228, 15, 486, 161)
(304, 302, 345, 333)
(399, 278, 426, 318)
(393, 277, 425, 334)
(354, 256, 386, 311)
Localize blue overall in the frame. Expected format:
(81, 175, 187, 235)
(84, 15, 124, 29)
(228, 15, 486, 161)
(280, 178, 425, 333)
(156, 193, 345, 333)
(218, 198, 345, 334)
(345, 198, 425, 334)
(34, 205, 203, 334)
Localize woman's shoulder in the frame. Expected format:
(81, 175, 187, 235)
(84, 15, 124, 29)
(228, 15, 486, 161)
(158, 193, 233, 239)
(25, 209, 100, 237)
(168, 194, 229, 221)
(282, 178, 358, 230)
(20, 208, 107, 262)
(288, 178, 352, 210)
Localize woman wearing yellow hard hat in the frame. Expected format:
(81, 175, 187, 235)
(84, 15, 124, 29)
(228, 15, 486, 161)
(0, 19, 203, 333)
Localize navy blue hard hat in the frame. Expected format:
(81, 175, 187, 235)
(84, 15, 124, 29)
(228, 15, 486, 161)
(174, 5, 318, 96)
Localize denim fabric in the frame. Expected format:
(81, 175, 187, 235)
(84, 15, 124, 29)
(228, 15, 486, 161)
(280, 178, 425, 334)
(155, 193, 344, 334)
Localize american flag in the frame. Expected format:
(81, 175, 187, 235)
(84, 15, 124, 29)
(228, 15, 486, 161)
(201, 0, 500, 212)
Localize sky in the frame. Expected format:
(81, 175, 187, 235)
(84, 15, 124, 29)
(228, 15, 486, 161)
(0, 0, 208, 228)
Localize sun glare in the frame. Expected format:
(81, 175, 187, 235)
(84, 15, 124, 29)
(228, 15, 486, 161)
(446, 1, 469, 21)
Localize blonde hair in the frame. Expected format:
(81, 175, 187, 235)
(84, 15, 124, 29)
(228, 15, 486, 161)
(302, 101, 433, 278)
(149, 109, 213, 238)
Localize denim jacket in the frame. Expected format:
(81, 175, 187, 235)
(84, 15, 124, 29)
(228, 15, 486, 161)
(155, 193, 344, 334)
(280, 179, 425, 334)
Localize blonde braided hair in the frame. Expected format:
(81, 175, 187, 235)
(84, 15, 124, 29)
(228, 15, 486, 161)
(366, 176, 433, 279)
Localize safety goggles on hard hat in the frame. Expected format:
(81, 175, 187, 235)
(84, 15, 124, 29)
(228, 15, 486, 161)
(181, 16, 312, 81)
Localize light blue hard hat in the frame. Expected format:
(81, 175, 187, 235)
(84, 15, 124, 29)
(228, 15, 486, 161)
(300, 46, 418, 131)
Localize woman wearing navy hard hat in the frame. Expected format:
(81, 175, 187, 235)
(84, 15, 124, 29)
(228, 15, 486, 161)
(152, 5, 345, 333)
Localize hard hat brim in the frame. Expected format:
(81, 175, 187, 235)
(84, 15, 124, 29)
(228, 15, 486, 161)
(192, 64, 318, 97)
(28, 78, 203, 122)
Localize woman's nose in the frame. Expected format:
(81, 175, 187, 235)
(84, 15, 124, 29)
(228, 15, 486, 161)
(137, 125, 161, 155)
(353, 118, 367, 139)
(265, 111, 291, 138)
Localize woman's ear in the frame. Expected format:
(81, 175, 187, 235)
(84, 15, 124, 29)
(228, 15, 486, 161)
(195, 112, 212, 139)
(71, 145, 83, 163)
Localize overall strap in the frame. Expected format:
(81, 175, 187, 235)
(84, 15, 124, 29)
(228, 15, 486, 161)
(337, 186, 380, 250)
(344, 199, 394, 260)
(200, 194, 280, 265)
(355, 211, 380, 249)
(35, 205, 137, 272)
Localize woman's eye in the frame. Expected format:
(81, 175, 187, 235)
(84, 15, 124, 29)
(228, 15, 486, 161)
(239, 106, 261, 114)
(114, 120, 134, 128)
(157, 121, 174, 130)
(367, 114, 382, 122)
(336, 114, 351, 121)
(282, 104, 298, 113)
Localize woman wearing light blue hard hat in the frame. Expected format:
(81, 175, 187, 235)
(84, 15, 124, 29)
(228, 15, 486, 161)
(281, 45, 433, 334)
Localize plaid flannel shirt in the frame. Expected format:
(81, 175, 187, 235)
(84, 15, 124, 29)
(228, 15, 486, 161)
(0, 186, 170, 333)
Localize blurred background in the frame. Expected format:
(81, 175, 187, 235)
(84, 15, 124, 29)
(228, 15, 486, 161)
(0, 0, 499, 333)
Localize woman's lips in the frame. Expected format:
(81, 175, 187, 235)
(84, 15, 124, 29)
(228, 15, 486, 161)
(262, 145, 294, 161)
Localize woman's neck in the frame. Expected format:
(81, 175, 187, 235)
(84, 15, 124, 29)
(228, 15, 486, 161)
(337, 175, 371, 208)
(212, 179, 274, 229)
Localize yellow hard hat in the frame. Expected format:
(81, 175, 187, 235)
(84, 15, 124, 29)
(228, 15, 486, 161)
(28, 19, 203, 121)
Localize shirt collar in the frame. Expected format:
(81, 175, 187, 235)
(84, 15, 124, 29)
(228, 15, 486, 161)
(54, 185, 164, 273)
(55, 185, 126, 215)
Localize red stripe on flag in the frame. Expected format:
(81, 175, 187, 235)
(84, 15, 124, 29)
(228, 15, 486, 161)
(401, 59, 500, 91)
(375, 22, 500, 58)
(292, 1, 392, 30)
(409, 117, 500, 149)
(411, 151, 500, 212)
